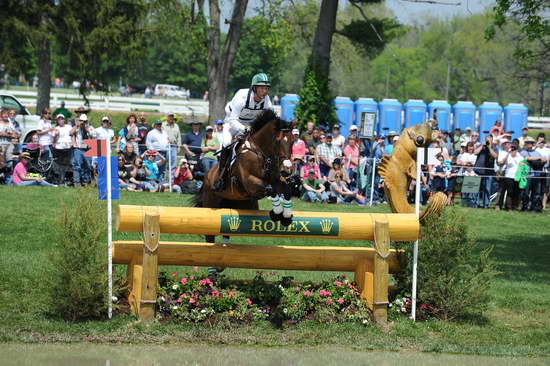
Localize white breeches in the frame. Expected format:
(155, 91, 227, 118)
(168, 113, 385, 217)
(222, 120, 246, 147)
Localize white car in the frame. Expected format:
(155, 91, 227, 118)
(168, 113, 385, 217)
(154, 84, 190, 99)
(0, 94, 41, 142)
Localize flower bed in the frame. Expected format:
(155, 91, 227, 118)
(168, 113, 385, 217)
(157, 269, 371, 325)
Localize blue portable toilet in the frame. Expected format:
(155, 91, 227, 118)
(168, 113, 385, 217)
(334, 96, 354, 137)
(504, 103, 528, 139)
(280, 94, 299, 122)
(378, 99, 403, 135)
(428, 100, 452, 132)
(404, 99, 427, 128)
(479, 102, 503, 139)
(353, 98, 378, 137)
(452, 101, 476, 133)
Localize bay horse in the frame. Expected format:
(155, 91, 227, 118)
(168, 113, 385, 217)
(192, 109, 295, 244)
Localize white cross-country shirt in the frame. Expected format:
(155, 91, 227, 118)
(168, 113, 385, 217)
(224, 88, 273, 128)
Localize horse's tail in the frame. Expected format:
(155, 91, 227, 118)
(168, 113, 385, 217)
(191, 183, 204, 207)
(419, 191, 447, 224)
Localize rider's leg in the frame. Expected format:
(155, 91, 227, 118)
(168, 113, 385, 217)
(212, 124, 236, 192)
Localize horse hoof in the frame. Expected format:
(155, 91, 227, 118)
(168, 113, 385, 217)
(280, 215, 293, 227)
(269, 210, 283, 222)
(265, 185, 274, 196)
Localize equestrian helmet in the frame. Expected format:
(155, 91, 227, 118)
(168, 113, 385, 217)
(251, 73, 271, 87)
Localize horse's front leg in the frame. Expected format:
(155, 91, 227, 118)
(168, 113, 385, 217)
(279, 179, 293, 227)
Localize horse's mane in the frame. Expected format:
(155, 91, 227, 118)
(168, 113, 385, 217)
(250, 109, 285, 134)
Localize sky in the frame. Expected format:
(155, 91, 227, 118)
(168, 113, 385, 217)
(383, 0, 496, 24)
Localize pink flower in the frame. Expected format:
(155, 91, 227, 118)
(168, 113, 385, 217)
(325, 299, 333, 305)
(199, 278, 213, 287)
(319, 290, 332, 297)
(176, 298, 182, 303)
(334, 281, 343, 287)
(303, 290, 312, 297)
(347, 284, 354, 289)
(171, 272, 178, 277)
(180, 277, 187, 285)
(180, 294, 188, 298)
(420, 303, 429, 310)
(192, 266, 200, 272)
(246, 298, 253, 306)
(189, 298, 196, 304)
(211, 290, 220, 298)
(227, 291, 237, 297)
(189, 275, 195, 280)
(337, 298, 345, 304)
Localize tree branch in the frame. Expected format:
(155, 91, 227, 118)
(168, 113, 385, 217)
(400, 0, 461, 5)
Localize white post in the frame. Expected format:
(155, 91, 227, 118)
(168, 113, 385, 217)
(369, 158, 377, 206)
(411, 149, 422, 321)
(106, 141, 113, 319)
(168, 145, 172, 192)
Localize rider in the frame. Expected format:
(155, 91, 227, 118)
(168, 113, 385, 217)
(212, 73, 274, 191)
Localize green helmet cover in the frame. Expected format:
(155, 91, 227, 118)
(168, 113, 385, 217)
(251, 73, 271, 87)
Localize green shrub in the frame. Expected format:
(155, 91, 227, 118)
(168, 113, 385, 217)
(47, 189, 108, 320)
(395, 210, 497, 321)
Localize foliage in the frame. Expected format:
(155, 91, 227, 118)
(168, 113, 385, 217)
(394, 210, 498, 321)
(294, 67, 338, 130)
(46, 188, 108, 321)
(157, 271, 370, 325)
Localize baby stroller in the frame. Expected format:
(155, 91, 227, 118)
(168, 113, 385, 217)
(23, 147, 53, 177)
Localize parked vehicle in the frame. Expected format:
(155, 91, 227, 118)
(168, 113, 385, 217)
(154, 84, 190, 99)
(0, 93, 41, 142)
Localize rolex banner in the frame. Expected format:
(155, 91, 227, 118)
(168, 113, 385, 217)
(220, 215, 339, 236)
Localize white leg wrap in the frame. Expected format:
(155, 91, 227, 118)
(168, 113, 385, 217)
(272, 195, 283, 215)
(222, 236, 230, 244)
(282, 199, 293, 218)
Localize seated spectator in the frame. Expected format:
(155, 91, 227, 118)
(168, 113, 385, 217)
(121, 143, 138, 168)
(142, 150, 166, 191)
(330, 172, 365, 204)
(301, 169, 329, 203)
(26, 133, 41, 150)
(12, 152, 57, 187)
(300, 155, 321, 180)
(117, 155, 138, 191)
(169, 158, 196, 194)
(130, 157, 155, 192)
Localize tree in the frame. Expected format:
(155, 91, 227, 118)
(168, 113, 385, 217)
(203, 0, 249, 121)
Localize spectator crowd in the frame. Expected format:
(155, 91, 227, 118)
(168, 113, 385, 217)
(0, 106, 548, 213)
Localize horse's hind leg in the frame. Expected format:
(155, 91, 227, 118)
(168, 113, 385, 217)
(280, 181, 294, 227)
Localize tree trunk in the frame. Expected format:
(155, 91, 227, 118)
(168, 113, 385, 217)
(310, 0, 338, 77)
(36, 37, 51, 115)
(206, 0, 248, 121)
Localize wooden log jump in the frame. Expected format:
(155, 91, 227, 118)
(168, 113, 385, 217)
(113, 205, 419, 324)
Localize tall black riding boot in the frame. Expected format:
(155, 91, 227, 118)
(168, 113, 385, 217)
(212, 148, 229, 192)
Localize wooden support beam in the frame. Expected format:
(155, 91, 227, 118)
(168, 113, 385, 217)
(139, 213, 160, 322)
(116, 205, 419, 242)
(126, 254, 142, 317)
(373, 220, 390, 325)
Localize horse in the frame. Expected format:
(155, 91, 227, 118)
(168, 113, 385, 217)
(192, 109, 295, 244)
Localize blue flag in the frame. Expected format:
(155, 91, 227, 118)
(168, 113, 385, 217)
(97, 157, 120, 200)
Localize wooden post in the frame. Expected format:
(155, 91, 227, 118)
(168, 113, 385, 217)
(139, 213, 160, 321)
(126, 254, 142, 317)
(373, 220, 390, 324)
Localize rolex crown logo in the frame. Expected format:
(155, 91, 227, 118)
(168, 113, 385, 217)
(227, 216, 241, 232)
(320, 219, 333, 234)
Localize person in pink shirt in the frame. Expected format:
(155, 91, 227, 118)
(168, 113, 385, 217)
(300, 155, 321, 180)
(12, 152, 57, 187)
(343, 135, 360, 189)
(291, 128, 306, 171)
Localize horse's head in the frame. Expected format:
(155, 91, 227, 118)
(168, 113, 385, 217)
(250, 110, 294, 160)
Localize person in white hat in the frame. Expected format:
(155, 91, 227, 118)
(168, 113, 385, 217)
(291, 128, 306, 170)
(95, 116, 116, 144)
(70, 113, 96, 186)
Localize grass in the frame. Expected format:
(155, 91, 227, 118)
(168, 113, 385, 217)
(0, 186, 549, 357)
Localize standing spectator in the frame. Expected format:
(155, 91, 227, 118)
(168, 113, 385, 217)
(146, 120, 170, 180)
(330, 172, 365, 204)
(518, 127, 529, 150)
(384, 132, 398, 156)
(458, 142, 477, 167)
(494, 139, 511, 210)
(473, 135, 497, 208)
(301, 168, 329, 203)
(490, 120, 503, 137)
(71, 114, 95, 187)
(470, 131, 481, 148)
(497, 143, 523, 210)
(162, 113, 181, 171)
(52, 115, 73, 184)
(452, 128, 462, 156)
(461, 165, 479, 207)
(182, 121, 203, 163)
(70, 106, 89, 127)
(301, 121, 315, 147)
(95, 116, 116, 144)
(535, 135, 549, 210)
(460, 127, 472, 147)
(316, 134, 342, 178)
(331, 125, 345, 150)
(121, 114, 140, 153)
(53, 101, 72, 120)
(0, 110, 16, 169)
(213, 120, 224, 152)
(136, 112, 151, 154)
(300, 155, 321, 180)
(291, 128, 307, 170)
(343, 135, 359, 188)
(12, 152, 57, 187)
(200, 126, 219, 175)
(273, 95, 279, 105)
(171, 158, 195, 194)
(7, 109, 21, 154)
(441, 131, 455, 157)
(36, 108, 55, 159)
(306, 127, 321, 156)
(520, 137, 545, 212)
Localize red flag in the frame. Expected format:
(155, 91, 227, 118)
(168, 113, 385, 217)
(83, 139, 108, 157)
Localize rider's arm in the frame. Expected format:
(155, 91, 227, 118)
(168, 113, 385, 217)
(223, 90, 247, 130)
